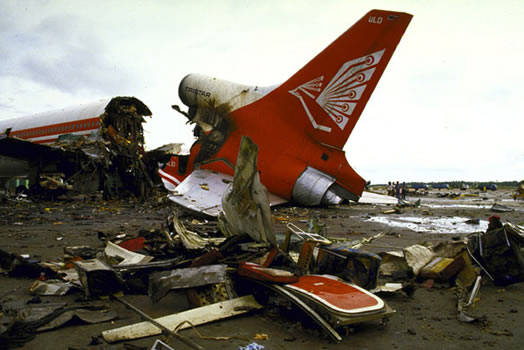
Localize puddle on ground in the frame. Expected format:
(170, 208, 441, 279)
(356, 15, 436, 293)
(364, 215, 488, 234)
(422, 204, 492, 209)
(421, 202, 524, 212)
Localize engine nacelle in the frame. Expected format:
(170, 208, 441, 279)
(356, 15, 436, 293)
(178, 74, 275, 112)
(292, 166, 359, 206)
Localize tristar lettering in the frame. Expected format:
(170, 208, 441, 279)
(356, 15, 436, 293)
(185, 87, 211, 97)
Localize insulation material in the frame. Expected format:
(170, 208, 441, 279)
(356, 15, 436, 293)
(379, 245, 435, 276)
(378, 250, 409, 276)
(403, 245, 435, 276)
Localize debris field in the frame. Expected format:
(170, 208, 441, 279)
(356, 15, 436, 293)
(1, 188, 524, 350)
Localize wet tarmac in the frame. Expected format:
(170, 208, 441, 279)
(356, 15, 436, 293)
(364, 215, 488, 234)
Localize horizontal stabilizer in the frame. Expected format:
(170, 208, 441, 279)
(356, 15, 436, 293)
(167, 169, 286, 217)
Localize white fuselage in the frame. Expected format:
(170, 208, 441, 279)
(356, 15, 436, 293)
(0, 99, 111, 179)
(0, 99, 110, 145)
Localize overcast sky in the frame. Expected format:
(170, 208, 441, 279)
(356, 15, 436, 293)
(1, 0, 522, 183)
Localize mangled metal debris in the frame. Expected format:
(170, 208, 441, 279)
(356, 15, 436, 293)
(315, 242, 381, 290)
(170, 213, 224, 250)
(29, 279, 74, 296)
(0, 301, 116, 348)
(91, 137, 397, 344)
(149, 265, 228, 303)
(1, 191, 523, 348)
(467, 222, 524, 285)
(379, 244, 435, 277)
(73, 258, 125, 298)
(219, 136, 276, 246)
(0, 97, 156, 199)
(490, 203, 514, 213)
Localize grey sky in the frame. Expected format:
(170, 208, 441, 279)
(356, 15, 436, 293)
(1, 0, 522, 183)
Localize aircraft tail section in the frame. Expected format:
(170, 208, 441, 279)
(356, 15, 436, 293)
(164, 9, 413, 208)
(277, 10, 412, 149)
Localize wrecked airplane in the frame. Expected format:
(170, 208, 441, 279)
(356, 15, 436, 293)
(0, 96, 154, 199)
(158, 9, 412, 215)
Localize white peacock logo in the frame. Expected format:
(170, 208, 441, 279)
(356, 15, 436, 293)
(289, 49, 385, 132)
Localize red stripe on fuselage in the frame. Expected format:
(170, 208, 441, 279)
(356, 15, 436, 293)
(31, 133, 94, 144)
(9, 117, 100, 144)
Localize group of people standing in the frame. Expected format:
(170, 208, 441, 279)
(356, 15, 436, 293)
(387, 181, 407, 200)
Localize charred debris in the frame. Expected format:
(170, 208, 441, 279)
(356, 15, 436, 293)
(0, 96, 173, 200)
(68, 96, 154, 199)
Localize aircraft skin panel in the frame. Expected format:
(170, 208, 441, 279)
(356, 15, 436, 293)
(0, 100, 110, 145)
(0, 136, 75, 162)
(8, 117, 101, 144)
(359, 191, 399, 205)
(0, 99, 110, 132)
(167, 169, 233, 217)
(0, 136, 83, 179)
(168, 169, 286, 217)
(0, 95, 152, 147)
(0, 155, 32, 177)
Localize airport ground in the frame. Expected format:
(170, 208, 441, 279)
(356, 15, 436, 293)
(1, 187, 523, 349)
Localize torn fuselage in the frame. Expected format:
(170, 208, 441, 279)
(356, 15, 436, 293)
(0, 97, 154, 198)
(160, 74, 358, 210)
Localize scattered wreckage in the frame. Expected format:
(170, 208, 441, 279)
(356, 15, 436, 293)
(2, 210, 523, 348)
(0, 136, 395, 349)
(513, 183, 524, 200)
(2, 136, 524, 349)
(0, 96, 158, 199)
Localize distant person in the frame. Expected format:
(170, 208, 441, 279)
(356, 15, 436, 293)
(395, 181, 400, 199)
(387, 182, 393, 196)
(401, 182, 407, 200)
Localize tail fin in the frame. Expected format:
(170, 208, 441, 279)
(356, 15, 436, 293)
(277, 9, 412, 149)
